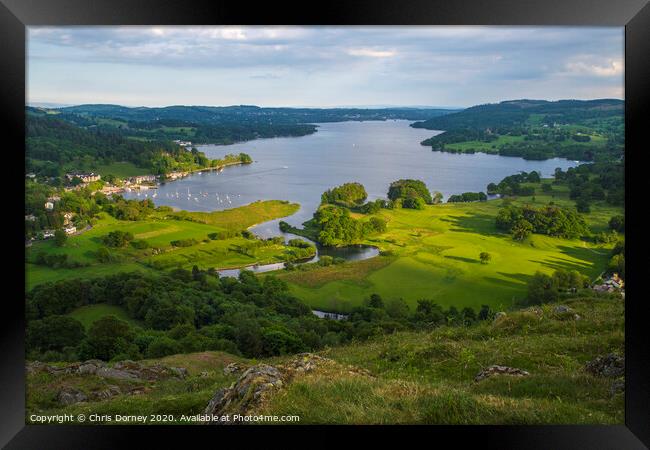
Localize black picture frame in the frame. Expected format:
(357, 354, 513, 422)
(2, 0, 648, 448)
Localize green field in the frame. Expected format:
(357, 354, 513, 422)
(68, 304, 143, 330)
(276, 184, 621, 313)
(26, 200, 300, 290)
(91, 162, 151, 177)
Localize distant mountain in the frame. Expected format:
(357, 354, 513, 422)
(411, 99, 624, 131)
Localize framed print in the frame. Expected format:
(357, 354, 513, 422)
(1, 0, 648, 448)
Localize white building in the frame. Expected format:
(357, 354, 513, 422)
(64, 226, 77, 235)
(44, 201, 54, 211)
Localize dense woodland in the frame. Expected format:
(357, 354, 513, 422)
(25, 114, 243, 178)
(27, 269, 501, 362)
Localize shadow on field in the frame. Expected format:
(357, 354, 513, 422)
(497, 271, 535, 285)
(482, 276, 529, 289)
(444, 255, 479, 264)
(530, 256, 592, 273)
(441, 213, 503, 237)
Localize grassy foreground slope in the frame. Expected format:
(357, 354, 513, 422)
(26, 200, 300, 290)
(259, 297, 623, 424)
(27, 296, 623, 424)
(277, 182, 620, 312)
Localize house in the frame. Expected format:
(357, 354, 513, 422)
(42, 230, 55, 239)
(65, 172, 101, 183)
(63, 212, 75, 225)
(173, 140, 193, 147)
(129, 175, 158, 184)
(44, 201, 54, 211)
(64, 226, 77, 235)
(25, 173, 36, 179)
(593, 273, 625, 293)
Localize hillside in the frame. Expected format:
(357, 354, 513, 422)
(26, 104, 456, 147)
(26, 296, 624, 424)
(411, 99, 624, 131)
(410, 99, 624, 162)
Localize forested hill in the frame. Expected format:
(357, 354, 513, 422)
(411, 99, 623, 131)
(26, 114, 223, 177)
(28, 104, 455, 146)
(58, 104, 455, 125)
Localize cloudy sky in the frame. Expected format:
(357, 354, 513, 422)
(27, 26, 624, 108)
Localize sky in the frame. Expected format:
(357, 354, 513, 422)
(27, 26, 624, 108)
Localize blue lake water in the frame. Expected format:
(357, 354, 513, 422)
(123, 120, 580, 231)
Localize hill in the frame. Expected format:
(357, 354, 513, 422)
(26, 295, 624, 424)
(410, 99, 624, 162)
(411, 99, 623, 131)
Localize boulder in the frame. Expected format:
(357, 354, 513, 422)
(96, 367, 139, 380)
(91, 385, 122, 400)
(585, 354, 624, 378)
(223, 362, 245, 375)
(57, 388, 87, 405)
(204, 364, 284, 424)
(474, 365, 530, 382)
(493, 312, 507, 322)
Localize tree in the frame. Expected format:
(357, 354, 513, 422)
(366, 293, 384, 308)
(511, 219, 533, 241)
(608, 215, 625, 232)
(54, 229, 67, 247)
(27, 315, 85, 352)
(479, 252, 492, 264)
(432, 191, 444, 204)
(387, 179, 433, 204)
(526, 271, 560, 305)
(80, 315, 137, 361)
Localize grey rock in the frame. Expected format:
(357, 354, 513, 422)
(474, 365, 530, 382)
(585, 354, 625, 378)
(78, 363, 99, 375)
(57, 388, 88, 405)
(96, 367, 139, 380)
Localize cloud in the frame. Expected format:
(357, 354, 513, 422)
(565, 58, 623, 77)
(347, 48, 396, 58)
(26, 26, 624, 107)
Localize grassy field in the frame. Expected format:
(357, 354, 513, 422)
(26, 296, 624, 424)
(67, 304, 143, 330)
(276, 183, 621, 313)
(25, 201, 300, 290)
(91, 162, 151, 178)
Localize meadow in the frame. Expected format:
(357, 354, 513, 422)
(26, 200, 300, 290)
(276, 182, 621, 313)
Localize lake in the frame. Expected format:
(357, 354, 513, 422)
(123, 120, 580, 231)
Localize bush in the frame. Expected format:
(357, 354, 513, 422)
(170, 238, 199, 247)
(402, 197, 425, 210)
(146, 336, 181, 358)
(130, 239, 150, 249)
(101, 230, 134, 247)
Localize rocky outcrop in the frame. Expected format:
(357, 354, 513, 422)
(204, 353, 333, 424)
(223, 362, 247, 375)
(585, 354, 624, 378)
(474, 365, 530, 382)
(57, 388, 88, 405)
(27, 360, 188, 381)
